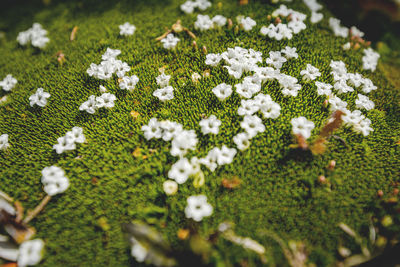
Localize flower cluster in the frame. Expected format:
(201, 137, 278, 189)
(355, 94, 375, 110)
(0, 74, 17, 92)
(119, 22, 136, 36)
(53, 127, 85, 154)
(180, 0, 211, 14)
(260, 5, 307, 40)
(79, 93, 116, 114)
(0, 134, 9, 150)
(199, 145, 237, 171)
(342, 109, 373, 136)
(41, 166, 70, 196)
(185, 195, 213, 222)
(87, 48, 131, 80)
(161, 33, 180, 50)
(153, 72, 174, 101)
(362, 48, 380, 72)
(194, 14, 227, 31)
(17, 23, 50, 49)
(29, 88, 50, 107)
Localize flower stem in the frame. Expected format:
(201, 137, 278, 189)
(23, 195, 52, 224)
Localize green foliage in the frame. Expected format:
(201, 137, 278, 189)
(0, 0, 399, 266)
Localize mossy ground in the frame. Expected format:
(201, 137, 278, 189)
(1, 0, 400, 266)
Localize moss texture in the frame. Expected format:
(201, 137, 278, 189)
(0, 0, 400, 266)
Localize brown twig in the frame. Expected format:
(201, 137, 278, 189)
(70, 26, 79, 41)
(23, 195, 52, 224)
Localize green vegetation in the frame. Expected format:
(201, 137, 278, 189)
(0, 0, 399, 266)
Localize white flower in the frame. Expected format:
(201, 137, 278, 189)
(291, 116, 315, 139)
(240, 115, 265, 138)
(181, 1, 196, 14)
(102, 48, 121, 61)
(0, 74, 17, 91)
(254, 67, 278, 82)
(328, 95, 348, 111)
(361, 78, 377, 94)
(205, 53, 222, 67)
(156, 73, 171, 87)
(199, 148, 219, 171)
(266, 51, 287, 69)
(355, 94, 375, 110)
(79, 95, 98, 114)
(237, 99, 259, 116)
(170, 130, 198, 157)
(255, 94, 281, 119)
(65, 127, 85, 144)
(163, 180, 178, 195)
(300, 64, 321, 81)
(281, 46, 298, 59)
(199, 115, 221, 135)
(99, 85, 107, 93)
(115, 62, 130, 78)
(216, 145, 237, 165)
(241, 17, 256, 31)
(161, 33, 180, 50)
(288, 20, 306, 34)
(18, 239, 45, 267)
(233, 132, 251, 151)
(362, 48, 380, 72)
(194, 15, 213, 31)
(0, 134, 10, 150)
(119, 75, 139, 91)
(41, 166, 69, 196)
(310, 12, 323, 23)
(160, 120, 183, 141)
(130, 237, 148, 263)
(343, 42, 351, 51)
(350, 26, 364, 37)
(185, 195, 213, 222)
(53, 136, 76, 154)
(278, 74, 301, 97)
(329, 18, 349, 38)
(168, 158, 194, 184)
(224, 64, 243, 79)
(29, 88, 50, 107)
(315, 81, 332, 96)
(195, 0, 212, 10)
(119, 22, 136, 36)
(354, 117, 373, 136)
(212, 83, 232, 101)
(153, 86, 174, 101)
(334, 80, 354, 94)
(95, 93, 116, 109)
(347, 73, 364, 87)
(141, 118, 162, 140)
(235, 79, 260, 99)
(212, 15, 227, 27)
(342, 109, 364, 126)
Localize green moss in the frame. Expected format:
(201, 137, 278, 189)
(0, 0, 399, 266)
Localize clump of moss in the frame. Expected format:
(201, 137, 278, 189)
(0, 0, 399, 266)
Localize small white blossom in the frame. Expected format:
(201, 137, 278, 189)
(196, 0, 212, 10)
(141, 118, 162, 140)
(180, 1, 196, 14)
(0, 74, 17, 92)
(65, 127, 85, 144)
(170, 130, 198, 157)
(362, 48, 380, 72)
(255, 94, 281, 119)
(334, 80, 354, 94)
(233, 132, 251, 151)
(288, 20, 306, 34)
(347, 73, 364, 88)
(278, 74, 302, 97)
(199, 115, 221, 135)
(216, 145, 237, 165)
(18, 239, 45, 267)
(291, 116, 315, 139)
(79, 95, 98, 114)
(205, 53, 222, 67)
(355, 94, 375, 110)
(281, 46, 298, 59)
(310, 12, 323, 23)
(168, 158, 194, 184)
(156, 73, 171, 87)
(237, 99, 259, 116)
(95, 93, 116, 109)
(119, 75, 139, 91)
(130, 237, 148, 263)
(119, 22, 136, 36)
(160, 120, 183, 141)
(212, 83, 232, 101)
(342, 109, 364, 126)
(350, 26, 364, 37)
(102, 48, 121, 61)
(241, 17, 257, 31)
(161, 33, 180, 50)
(0, 134, 9, 150)
(300, 64, 321, 81)
(185, 195, 213, 222)
(194, 15, 213, 31)
(343, 42, 351, 51)
(240, 115, 265, 138)
(212, 15, 227, 27)
(328, 95, 348, 111)
(17, 23, 50, 49)
(361, 78, 377, 94)
(354, 117, 373, 136)
(153, 86, 174, 101)
(235, 78, 260, 99)
(266, 51, 287, 69)
(199, 148, 219, 171)
(315, 82, 333, 96)
(329, 18, 349, 38)
(163, 180, 178, 195)
(41, 166, 69, 196)
(99, 85, 107, 93)
(53, 136, 76, 154)
(29, 88, 50, 107)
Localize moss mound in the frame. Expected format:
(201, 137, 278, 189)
(1, 0, 400, 266)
